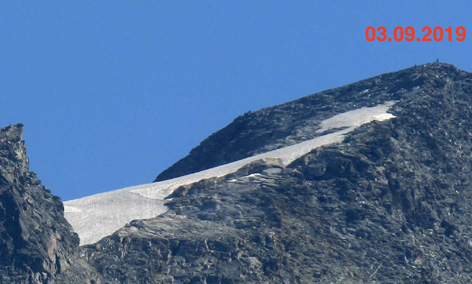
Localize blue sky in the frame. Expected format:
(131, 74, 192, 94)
(1, 1, 471, 201)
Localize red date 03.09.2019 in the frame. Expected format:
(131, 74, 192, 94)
(366, 26, 466, 42)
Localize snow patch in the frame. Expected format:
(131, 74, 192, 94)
(316, 101, 395, 133)
(64, 102, 396, 245)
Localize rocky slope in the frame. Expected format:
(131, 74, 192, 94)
(155, 63, 455, 182)
(0, 124, 79, 283)
(4, 62, 472, 283)
(61, 62, 472, 283)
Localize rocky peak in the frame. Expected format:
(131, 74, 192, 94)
(4, 63, 472, 283)
(0, 124, 28, 179)
(154, 62, 471, 182)
(0, 124, 79, 283)
(0, 123, 24, 142)
(58, 62, 472, 283)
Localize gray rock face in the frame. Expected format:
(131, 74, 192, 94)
(60, 62, 472, 283)
(0, 124, 80, 283)
(155, 63, 464, 182)
(5, 62, 472, 283)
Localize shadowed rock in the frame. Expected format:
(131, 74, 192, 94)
(0, 124, 80, 283)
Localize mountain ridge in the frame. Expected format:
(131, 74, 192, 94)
(155, 62, 464, 182)
(64, 102, 395, 245)
(66, 62, 472, 283)
(3, 62, 472, 283)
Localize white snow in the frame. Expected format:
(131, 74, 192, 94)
(64, 102, 396, 245)
(316, 102, 395, 133)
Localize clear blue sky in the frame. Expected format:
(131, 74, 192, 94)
(1, 1, 471, 201)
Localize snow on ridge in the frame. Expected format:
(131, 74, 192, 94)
(316, 101, 395, 134)
(64, 102, 396, 245)
(130, 127, 353, 201)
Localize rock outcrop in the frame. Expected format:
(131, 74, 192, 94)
(0, 124, 79, 283)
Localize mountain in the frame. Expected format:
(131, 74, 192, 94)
(3, 62, 472, 283)
(0, 124, 79, 283)
(154, 62, 433, 182)
(64, 102, 394, 245)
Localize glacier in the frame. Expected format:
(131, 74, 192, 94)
(64, 102, 396, 245)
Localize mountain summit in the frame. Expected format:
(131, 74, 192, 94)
(155, 62, 465, 182)
(4, 62, 472, 283)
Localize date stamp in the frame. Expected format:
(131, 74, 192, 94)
(366, 26, 466, 42)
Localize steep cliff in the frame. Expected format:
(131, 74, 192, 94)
(0, 124, 79, 283)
